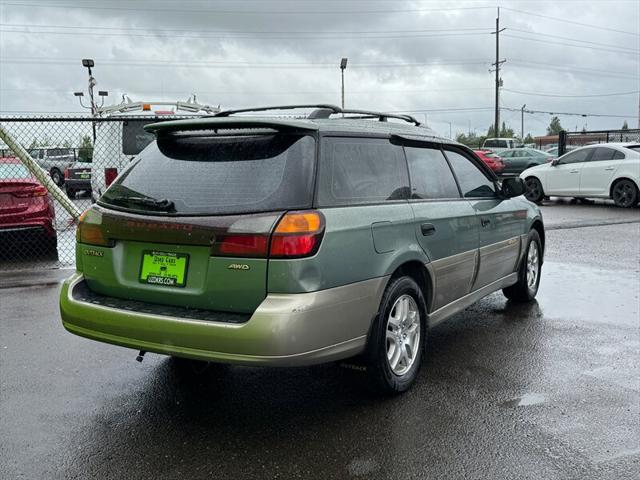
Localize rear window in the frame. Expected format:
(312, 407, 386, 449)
(0, 164, 32, 179)
(484, 140, 507, 148)
(48, 148, 73, 157)
(99, 133, 316, 215)
(316, 137, 409, 206)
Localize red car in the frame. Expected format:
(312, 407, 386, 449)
(0, 156, 57, 257)
(474, 149, 505, 174)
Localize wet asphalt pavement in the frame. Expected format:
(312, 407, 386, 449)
(1, 203, 639, 479)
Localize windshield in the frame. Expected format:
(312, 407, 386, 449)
(100, 133, 316, 215)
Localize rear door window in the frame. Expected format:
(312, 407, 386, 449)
(405, 147, 460, 199)
(100, 133, 316, 215)
(590, 147, 623, 161)
(445, 149, 497, 198)
(317, 137, 410, 206)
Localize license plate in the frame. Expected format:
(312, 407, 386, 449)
(139, 251, 189, 287)
(79, 173, 91, 179)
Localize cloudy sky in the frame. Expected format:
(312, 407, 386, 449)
(0, 0, 638, 138)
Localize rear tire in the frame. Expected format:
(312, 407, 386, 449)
(366, 276, 427, 395)
(611, 179, 638, 208)
(50, 168, 64, 186)
(503, 230, 542, 302)
(524, 177, 544, 204)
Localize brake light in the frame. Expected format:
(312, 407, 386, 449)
(76, 209, 110, 246)
(212, 234, 269, 257)
(64, 168, 69, 179)
(14, 185, 48, 198)
(269, 211, 324, 258)
(104, 168, 118, 187)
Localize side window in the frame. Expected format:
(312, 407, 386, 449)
(501, 151, 513, 158)
(405, 147, 460, 200)
(445, 150, 497, 198)
(612, 150, 625, 160)
(317, 137, 410, 206)
(589, 147, 617, 162)
(559, 148, 592, 164)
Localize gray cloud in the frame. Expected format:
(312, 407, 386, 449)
(0, 0, 638, 136)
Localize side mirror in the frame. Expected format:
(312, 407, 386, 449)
(501, 177, 525, 198)
(551, 158, 560, 166)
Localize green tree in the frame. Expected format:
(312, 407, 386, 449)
(621, 120, 629, 130)
(524, 133, 534, 144)
(546, 116, 563, 135)
(77, 134, 93, 163)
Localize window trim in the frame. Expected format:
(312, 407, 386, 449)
(314, 134, 412, 208)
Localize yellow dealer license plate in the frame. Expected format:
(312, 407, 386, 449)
(139, 251, 189, 287)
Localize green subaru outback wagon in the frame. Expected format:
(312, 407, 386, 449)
(60, 105, 544, 393)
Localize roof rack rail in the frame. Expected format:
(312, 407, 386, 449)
(339, 109, 420, 126)
(212, 104, 421, 126)
(214, 104, 341, 117)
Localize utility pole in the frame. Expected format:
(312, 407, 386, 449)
(491, 8, 506, 136)
(521, 104, 526, 140)
(74, 59, 108, 141)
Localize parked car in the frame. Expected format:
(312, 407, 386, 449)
(521, 143, 640, 207)
(28, 146, 76, 187)
(64, 164, 92, 199)
(481, 137, 522, 153)
(0, 156, 57, 257)
(60, 105, 544, 394)
(499, 148, 554, 175)
(474, 149, 505, 174)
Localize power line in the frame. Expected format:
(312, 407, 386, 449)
(503, 106, 634, 118)
(0, 27, 492, 40)
(503, 34, 640, 55)
(507, 27, 640, 52)
(0, 2, 495, 15)
(502, 89, 640, 98)
(508, 59, 638, 78)
(501, 6, 640, 36)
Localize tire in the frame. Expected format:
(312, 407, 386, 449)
(524, 177, 544, 204)
(503, 230, 542, 302)
(366, 276, 427, 394)
(611, 179, 638, 208)
(50, 168, 63, 187)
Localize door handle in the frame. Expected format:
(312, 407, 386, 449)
(480, 218, 491, 228)
(604, 167, 615, 171)
(570, 170, 579, 173)
(420, 223, 436, 236)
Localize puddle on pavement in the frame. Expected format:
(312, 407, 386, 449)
(502, 393, 546, 408)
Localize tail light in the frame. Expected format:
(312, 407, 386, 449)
(76, 209, 111, 246)
(211, 211, 325, 259)
(104, 168, 118, 187)
(14, 185, 48, 198)
(270, 211, 324, 258)
(64, 168, 69, 179)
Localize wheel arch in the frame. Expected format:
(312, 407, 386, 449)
(530, 218, 545, 262)
(386, 260, 434, 313)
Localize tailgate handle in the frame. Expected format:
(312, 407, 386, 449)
(420, 223, 436, 236)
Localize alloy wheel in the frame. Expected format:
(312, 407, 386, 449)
(386, 294, 421, 376)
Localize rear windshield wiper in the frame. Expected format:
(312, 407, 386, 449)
(109, 195, 176, 212)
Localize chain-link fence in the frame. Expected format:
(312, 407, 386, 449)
(0, 115, 193, 271)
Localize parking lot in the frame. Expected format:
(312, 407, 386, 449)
(1, 201, 638, 480)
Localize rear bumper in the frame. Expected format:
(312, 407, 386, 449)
(65, 179, 91, 191)
(59, 273, 387, 366)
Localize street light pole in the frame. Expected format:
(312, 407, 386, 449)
(521, 104, 526, 141)
(491, 8, 505, 136)
(340, 57, 348, 110)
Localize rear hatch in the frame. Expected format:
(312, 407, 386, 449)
(0, 163, 46, 217)
(66, 165, 92, 182)
(80, 128, 316, 314)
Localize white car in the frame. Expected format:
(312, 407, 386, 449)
(520, 143, 640, 208)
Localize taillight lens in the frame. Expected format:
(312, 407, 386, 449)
(270, 211, 324, 258)
(64, 168, 69, 179)
(76, 209, 111, 246)
(14, 185, 48, 198)
(104, 168, 118, 187)
(211, 234, 269, 257)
